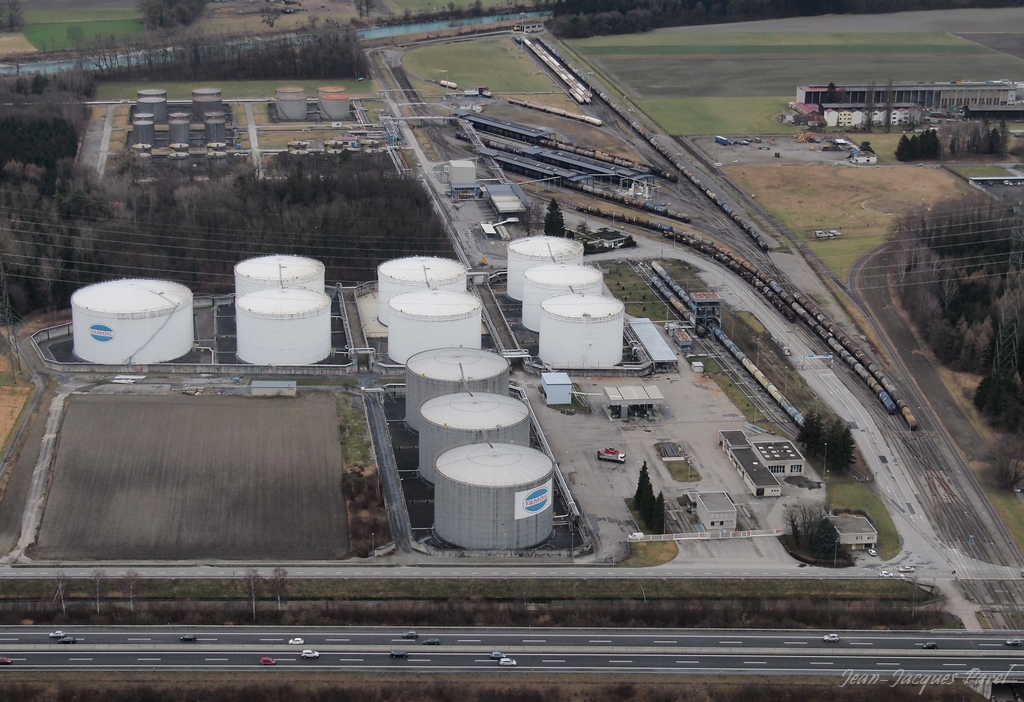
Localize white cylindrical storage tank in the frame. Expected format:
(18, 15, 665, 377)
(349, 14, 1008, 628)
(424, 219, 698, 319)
(386, 290, 480, 364)
(234, 254, 326, 299)
(191, 87, 222, 121)
(204, 116, 226, 145)
(418, 392, 530, 484)
(434, 443, 554, 550)
(71, 279, 193, 364)
(539, 293, 624, 368)
(137, 96, 168, 122)
(132, 119, 155, 147)
(505, 236, 584, 301)
(405, 348, 509, 432)
(521, 263, 603, 332)
(169, 117, 191, 146)
(318, 86, 349, 120)
(235, 288, 331, 365)
(376, 256, 466, 326)
(276, 86, 307, 121)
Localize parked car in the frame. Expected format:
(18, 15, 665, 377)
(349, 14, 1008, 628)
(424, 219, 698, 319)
(499, 657, 517, 667)
(48, 631, 65, 639)
(180, 634, 196, 642)
(923, 641, 938, 649)
(402, 631, 418, 640)
(288, 638, 304, 645)
(390, 650, 408, 658)
(597, 448, 626, 463)
(489, 651, 505, 660)
(259, 657, 276, 665)
(897, 566, 915, 573)
(823, 634, 840, 642)
(58, 636, 75, 644)
(301, 650, 320, 659)
(423, 638, 441, 645)
(867, 549, 877, 557)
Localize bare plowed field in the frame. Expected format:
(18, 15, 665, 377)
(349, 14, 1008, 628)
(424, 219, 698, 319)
(34, 394, 347, 560)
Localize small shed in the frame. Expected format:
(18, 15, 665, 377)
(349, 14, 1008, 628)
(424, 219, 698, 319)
(604, 385, 664, 419)
(541, 372, 573, 405)
(690, 361, 704, 373)
(251, 380, 297, 397)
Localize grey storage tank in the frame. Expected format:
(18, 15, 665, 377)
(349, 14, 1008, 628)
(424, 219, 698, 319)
(276, 86, 308, 121)
(132, 119, 155, 147)
(192, 87, 222, 121)
(318, 86, 349, 120)
(434, 443, 554, 550)
(137, 88, 167, 100)
(137, 96, 168, 122)
(417, 392, 529, 484)
(405, 347, 509, 433)
(168, 116, 191, 147)
(204, 116, 226, 145)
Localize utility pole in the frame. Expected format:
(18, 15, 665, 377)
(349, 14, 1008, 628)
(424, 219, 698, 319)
(993, 205, 1024, 374)
(0, 255, 19, 382)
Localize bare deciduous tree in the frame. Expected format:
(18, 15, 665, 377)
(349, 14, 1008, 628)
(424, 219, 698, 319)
(91, 570, 105, 614)
(797, 501, 827, 542)
(124, 571, 140, 613)
(261, 4, 282, 27)
(987, 435, 1024, 491)
(272, 567, 288, 611)
(245, 569, 262, 621)
(53, 572, 67, 617)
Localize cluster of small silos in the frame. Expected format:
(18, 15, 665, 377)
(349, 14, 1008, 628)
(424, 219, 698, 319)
(506, 236, 622, 368)
(403, 347, 553, 550)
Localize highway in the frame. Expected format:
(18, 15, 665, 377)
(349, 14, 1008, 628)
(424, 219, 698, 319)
(0, 627, 1021, 675)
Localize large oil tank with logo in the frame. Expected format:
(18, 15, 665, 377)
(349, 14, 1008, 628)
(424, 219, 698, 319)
(433, 442, 554, 550)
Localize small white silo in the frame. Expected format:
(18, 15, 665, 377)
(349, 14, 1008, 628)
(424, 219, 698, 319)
(539, 293, 624, 368)
(505, 236, 584, 301)
(235, 288, 332, 365)
(434, 443, 554, 550)
(521, 263, 603, 332)
(234, 255, 326, 298)
(376, 256, 466, 326)
(71, 279, 194, 364)
(418, 392, 530, 484)
(318, 86, 349, 120)
(404, 348, 510, 432)
(276, 86, 308, 121)
(386, 290, 481, 364)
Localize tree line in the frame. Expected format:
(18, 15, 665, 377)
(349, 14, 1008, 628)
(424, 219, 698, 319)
(796, 411, 856, 474)
(88, 23, 368, 82)
(894, 129, 941, 162)
(137, 0, 206, 30)
(548, 0, 1023, 38)
(633, 461, 665, 533)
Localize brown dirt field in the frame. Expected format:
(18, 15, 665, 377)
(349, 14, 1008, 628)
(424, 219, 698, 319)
(33, 393, 348, 560)
(957, 32, 1024, 59)
(0, 385, 31, 449)
(0, 34, 36, 54)
(0, 383, 46, 555)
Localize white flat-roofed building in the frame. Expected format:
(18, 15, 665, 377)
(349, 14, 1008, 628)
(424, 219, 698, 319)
(604, 385, 664, 419)
(695, 492, 737, 530)
(830, 514, 877, 550)
(749, 438, 805, 476)
(541, 372, 572, 405)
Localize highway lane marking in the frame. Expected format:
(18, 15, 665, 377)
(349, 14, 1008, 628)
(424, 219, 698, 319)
(523, 639, 546, 643)
(653, 640, 676, 644)
(0, 638, 17, 641)
(338, 658, 363, 662)
(943, 663, 967, 667)
(849, 642, 874, 646)
(809, 662, 833, 666)
(68, 658, 93, 661)
(409, 659, 431, 662)
(676, 660, 699, 664)
(128, 638, 151, 641)
(783, 641, 808, 645)
(876, 663, 900, 667)
(137, 658, 161, 661)
(458, 639, 481, 643)
(326, 638, 349, 642)
(205, 658, 228, 661)
(744, 661, 767, 665)
(197, 638, 217, 642)
(979, 643, 1003, 647)
(474, 659, 493, 662)
(609, 660, 633, 663)
(589, 640, 612, 643)
(542, 659, 565, 663)
(260, 638, 283, 642)
(720, 641, 743, 644)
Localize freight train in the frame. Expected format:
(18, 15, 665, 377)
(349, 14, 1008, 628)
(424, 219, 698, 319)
(575, 204, 678, 234)
(647, 262, 804, 427)
(648, 250, 918, 431)
(520, 38, 592, 105)
(534, 37, 768, 252)
(536, 137, 659, 176)
(506, 97, 603, 126)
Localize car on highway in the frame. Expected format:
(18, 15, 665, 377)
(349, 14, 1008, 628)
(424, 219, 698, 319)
(879, 570, 893, 578)
(597, 447, 626, 463)
(923, 641, 938, 649)
(288, 638, 304, 645)
(897, 566, 915, 573)
(489, 651, 505, 660)
(402, 631, 418, 640)
(259, 657, 276, 665)
(499, 657, 517, 667)
(423, 638, 441, 645)
(48, 631, 65, 639)
(58, 636, 75, 644)
(867, 549, 877, 557)
(301, 650, 320, 659)
(1007, 639, 1022, 647)
(180, 634, 196, 642)
(0, 657, 11, 665)
(390, 650, 408, 658)
(823, 633, 840, 642)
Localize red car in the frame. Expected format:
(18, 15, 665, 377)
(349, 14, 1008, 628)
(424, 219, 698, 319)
(259, 657, 276, 666)
(597, 447, 626, 463)
(0, 657, 11, 665)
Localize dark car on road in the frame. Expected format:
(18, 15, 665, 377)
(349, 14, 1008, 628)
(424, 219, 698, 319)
(180, 634, 196, 642)
(423, 638, 441, 645)
(923, 641, 938, 649)
(58, 636, 75, 644)
(0, 657, 12, 664)
(390, 650, 408, 658)
(402, 631, 418, 640)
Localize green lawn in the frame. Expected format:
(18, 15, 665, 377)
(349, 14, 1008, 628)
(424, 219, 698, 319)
(619, 540, 679, 567)
(639, 96, 800, 136)
(948, 164, 1014, 178)
(24, 20, 143, 52)
(95, 80, 377, 101)
(402, 36, 559, 97)
(827, 471, 900, 560)
(663, 459, 701, 483)
(984, 486, 1024, 558)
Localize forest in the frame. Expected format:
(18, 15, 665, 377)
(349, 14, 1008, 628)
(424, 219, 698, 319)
(548, 0, 1024, 37)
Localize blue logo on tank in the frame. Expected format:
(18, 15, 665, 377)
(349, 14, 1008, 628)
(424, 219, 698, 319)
(522, 487, 549, 514)
(89, 324, 115, 342)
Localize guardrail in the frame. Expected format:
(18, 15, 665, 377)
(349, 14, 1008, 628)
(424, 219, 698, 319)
(629, 528, 784, 542)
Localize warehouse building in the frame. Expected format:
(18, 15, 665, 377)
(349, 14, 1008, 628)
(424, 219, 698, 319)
(798, 80, 1021, 109)
(719, 430, 781, 498)
(748, 438, 805, 476)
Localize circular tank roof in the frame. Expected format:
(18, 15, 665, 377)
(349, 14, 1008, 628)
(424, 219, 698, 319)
(388, 289, 480, 318)
(236, 287, 330, 317)
(524, 263, 602, 288)
(319, 86, 347, 94)
(378, 256, 465, 284)
(541, 293, 623, 320)
(420, 392, 527, 429)
(406, 348, 508, 380)
(277, 86, 305, 95)
(321, 94, 348, 101)
(192, 87, 221, 97)
(235, 255, 324, 283)
(508, 236, 583, 260)
(71, 279, 191, 316)
(435, 443, 552, 487)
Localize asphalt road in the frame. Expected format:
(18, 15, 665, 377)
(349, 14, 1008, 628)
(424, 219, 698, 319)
(0, 627, 1021, 675)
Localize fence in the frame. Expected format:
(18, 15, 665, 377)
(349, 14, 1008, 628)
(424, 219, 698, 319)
(630, 528, 783, 542)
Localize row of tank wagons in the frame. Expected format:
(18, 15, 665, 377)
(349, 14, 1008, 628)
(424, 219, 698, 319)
(505, 97, 603, 126)
(650, 248, 918, 431)
(533, 37, 768, 253)
(404, 347, 552, 551)
(519, 37, 592, 105)
(537, 137, 651, 173)
(574, 204, 681, 235)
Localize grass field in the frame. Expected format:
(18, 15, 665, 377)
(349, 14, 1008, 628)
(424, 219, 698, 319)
(95, 80, 376, 101)
(827, 472, 900, 560)
(402, 36, 561, 98)
(603, 261, 669, 320)
(619, 540, 679, 567)
(948, 164, 1014, 178)
(723, 163, 972, 281)
(23, 19, 143, 52)
(34, 394, 348, 560)
(640, 96, 799, 136)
